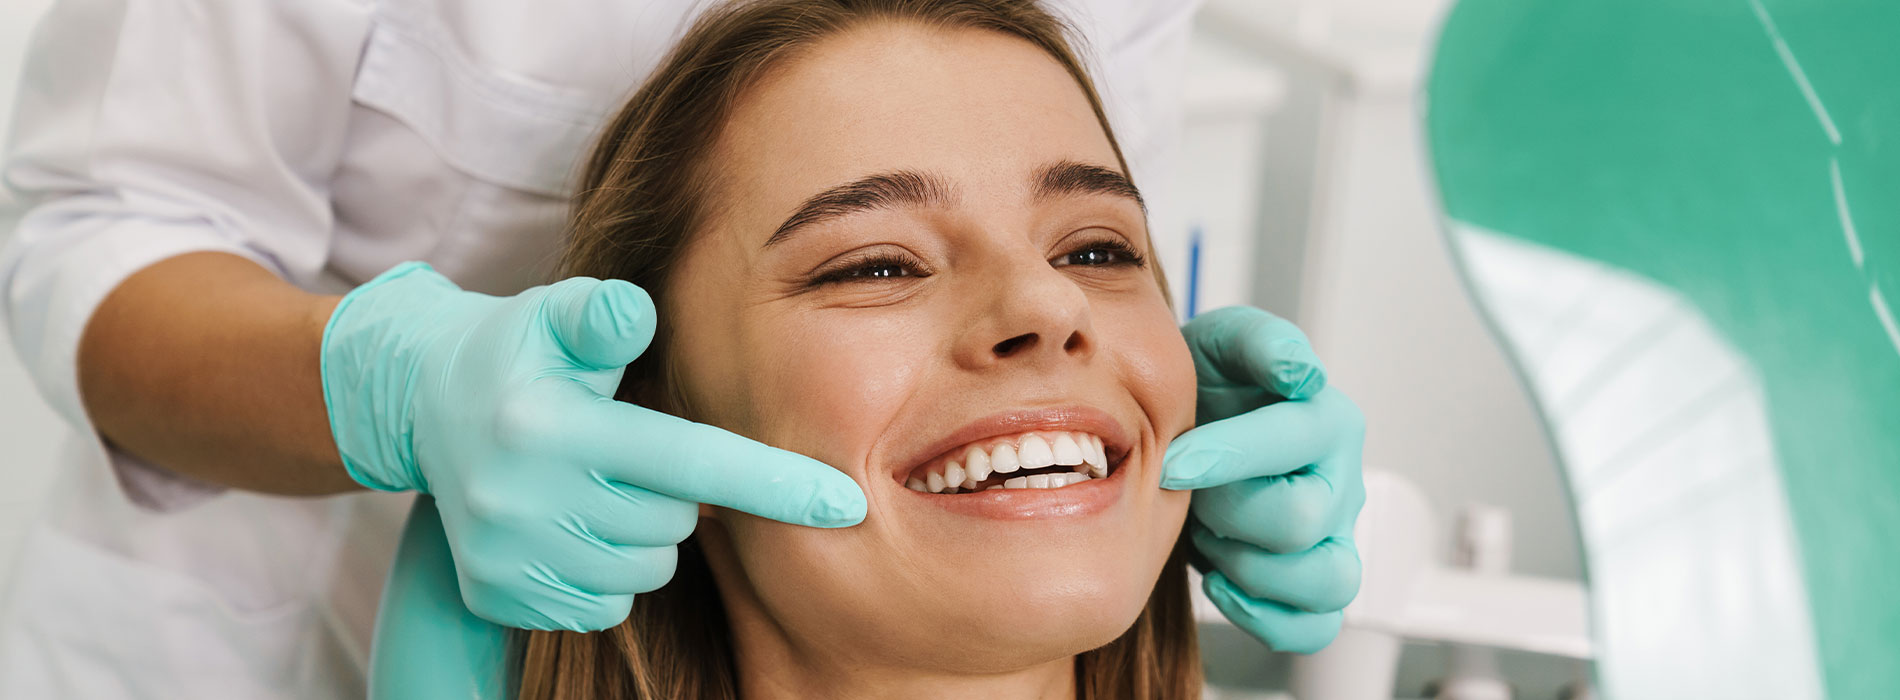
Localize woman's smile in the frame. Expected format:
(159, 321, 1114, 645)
(903, 430, 1113, 493)
(886, 405, 1139, 520)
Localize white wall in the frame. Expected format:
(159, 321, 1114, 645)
(0, 0, 63, 584)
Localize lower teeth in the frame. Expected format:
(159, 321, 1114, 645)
(908, 464, 1109, 494)
(999, 472, 1084, 490)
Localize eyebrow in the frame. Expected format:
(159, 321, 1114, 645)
(763, 160, 1143, 247)
(765, 171, 954, 247)
(1034, 160, 1145, 214)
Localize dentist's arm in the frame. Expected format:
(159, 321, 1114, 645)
(0, 0, 372, 503)
(78, 253, 350, 494)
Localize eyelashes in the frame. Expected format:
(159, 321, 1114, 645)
(807, 234, 1146, 289)
(808, 251, 929, 286)
(1053, 237, 1145, 269)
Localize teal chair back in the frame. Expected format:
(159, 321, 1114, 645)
(1427, 0, 1900, 697)
(369, 498, 511, 699)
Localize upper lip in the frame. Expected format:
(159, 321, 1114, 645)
(888, 405, 1133, 485)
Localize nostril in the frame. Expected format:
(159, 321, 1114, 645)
(1062, 331, 1084, 354)
(992, 333, 1036, 357)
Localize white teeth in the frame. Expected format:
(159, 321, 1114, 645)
(910, 431, 1112, 494)
(1051, 433, 1084, 465)
(991, 443, 1021, 473)
(964, 446, 992, 483)
(1018, 435, 1055, 468)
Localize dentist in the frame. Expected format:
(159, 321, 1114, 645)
(0, 1, 1364, 697)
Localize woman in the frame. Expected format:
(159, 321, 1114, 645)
(517, 1, 1203, 697)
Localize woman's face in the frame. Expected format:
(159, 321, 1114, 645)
(664, 21, 1196, 673)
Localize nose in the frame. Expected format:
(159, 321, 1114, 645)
(956, 261, 1094, 370)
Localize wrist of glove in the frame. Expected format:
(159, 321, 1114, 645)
(322, 262, 492, 493)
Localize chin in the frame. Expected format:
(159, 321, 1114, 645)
(913, 538, 1176, 673)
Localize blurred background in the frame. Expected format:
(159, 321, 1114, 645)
(1152, 1, 1593, 697)
(0, 0, 67, 635)
(24, 0, 1855, 698)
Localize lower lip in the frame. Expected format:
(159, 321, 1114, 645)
(903, 460, 1130, 520)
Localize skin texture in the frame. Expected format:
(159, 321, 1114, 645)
(661, 22, 1197, 700)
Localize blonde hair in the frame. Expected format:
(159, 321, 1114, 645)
(521, 1, 1199, 698)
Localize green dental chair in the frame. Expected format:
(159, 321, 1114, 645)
(1428, 0, 1900, 697)
(366, 1, 1900, 697)
(371, 497, 512, 698)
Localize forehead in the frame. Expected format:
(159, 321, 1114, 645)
(707, 21, 1123, 231)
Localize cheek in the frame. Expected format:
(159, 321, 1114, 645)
(1107, 295, 1198, 439)
(739, 308, 935, 467)
(665, 278, 933, 464)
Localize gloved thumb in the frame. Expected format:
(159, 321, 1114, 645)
(543, 277, 658, 370)
(1184, 306, 1327, 400)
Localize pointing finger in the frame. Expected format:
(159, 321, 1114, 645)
(1162, 387, 1362, 490)
(553, 394, 867, 528)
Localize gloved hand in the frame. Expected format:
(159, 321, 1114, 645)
(321, 262, 866, 632)
(1164, 306, 1367, 654)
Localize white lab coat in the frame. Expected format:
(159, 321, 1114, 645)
(0, 0, 1194, 697)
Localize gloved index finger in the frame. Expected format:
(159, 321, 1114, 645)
(1161, 387, 1358, 490)
(559, 394, 867, 527)
(1183, 306, 1327, 400)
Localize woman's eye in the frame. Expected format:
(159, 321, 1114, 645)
(852, 263, 911, 279)
(811, 255, 927, 286)
(1062, 248, 1121, 266)
(1054, 241, 1145, 268)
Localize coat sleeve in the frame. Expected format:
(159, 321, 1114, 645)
(0, 0, 374, 508)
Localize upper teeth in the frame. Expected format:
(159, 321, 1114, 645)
(905, 430, 1110, 494)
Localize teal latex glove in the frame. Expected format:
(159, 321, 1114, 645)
(1163, 306, 1367, 654)
(322, 262, 866, 632)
